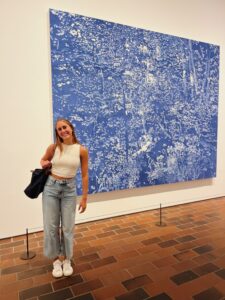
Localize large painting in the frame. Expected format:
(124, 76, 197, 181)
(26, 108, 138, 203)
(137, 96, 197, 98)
(49, 9, 219, 195)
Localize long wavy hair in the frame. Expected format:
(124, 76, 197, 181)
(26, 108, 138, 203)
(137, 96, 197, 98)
(55, 118, 79, 153)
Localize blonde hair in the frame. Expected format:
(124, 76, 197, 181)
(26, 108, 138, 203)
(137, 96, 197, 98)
(55, 118, 79, 153)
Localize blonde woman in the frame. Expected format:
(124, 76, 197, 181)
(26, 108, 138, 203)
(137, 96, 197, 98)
(41, 118, 88, 278)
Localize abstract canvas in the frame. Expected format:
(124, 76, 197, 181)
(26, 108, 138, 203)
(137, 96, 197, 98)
(49, 9, 219, 195)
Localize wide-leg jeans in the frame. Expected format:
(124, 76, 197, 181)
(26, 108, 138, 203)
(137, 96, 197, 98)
(42, 175, 77, 259)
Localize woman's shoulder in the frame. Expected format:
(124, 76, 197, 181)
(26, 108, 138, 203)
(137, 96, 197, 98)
(47, 143, 57, 150)
(79, 144, 88, 156)
(46, 143, 57, 153)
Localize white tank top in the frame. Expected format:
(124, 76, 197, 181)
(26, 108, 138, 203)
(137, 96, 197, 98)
(51, 143, 80, 178)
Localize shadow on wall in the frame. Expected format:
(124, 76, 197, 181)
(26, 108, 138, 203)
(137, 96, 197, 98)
(87, 178, 214, 202)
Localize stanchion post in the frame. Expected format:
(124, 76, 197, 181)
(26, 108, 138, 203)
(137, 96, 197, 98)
(155, 203, 167, 227)
(20, 228, 36, 260)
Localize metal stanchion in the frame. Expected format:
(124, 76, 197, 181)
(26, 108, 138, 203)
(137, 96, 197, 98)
(20, 228, 36, 260)
(155, 203, 167, 227)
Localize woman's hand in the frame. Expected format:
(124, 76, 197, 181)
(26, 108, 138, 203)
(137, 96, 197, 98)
(78, 198, 87, 213)
(41, 160, 52, 169)
(40, 144, 56, 169)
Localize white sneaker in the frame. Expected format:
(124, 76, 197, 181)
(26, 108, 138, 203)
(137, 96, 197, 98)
(63, 259, 73, 276)
(52, 259, 63, 278)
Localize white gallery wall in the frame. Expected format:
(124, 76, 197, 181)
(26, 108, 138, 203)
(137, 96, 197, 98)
(0, 0, 225, 239)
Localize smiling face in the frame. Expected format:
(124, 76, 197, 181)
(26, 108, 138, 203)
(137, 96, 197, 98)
(56, 120, 73, 143)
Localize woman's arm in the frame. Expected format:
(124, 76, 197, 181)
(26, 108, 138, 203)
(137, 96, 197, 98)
(40, 144, 56, 168)
(78, 146, 89, 213)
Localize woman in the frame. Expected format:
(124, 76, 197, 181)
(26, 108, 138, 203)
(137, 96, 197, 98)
(40, 118, 88, 278)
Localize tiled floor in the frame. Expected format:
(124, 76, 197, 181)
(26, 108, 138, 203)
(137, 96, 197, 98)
(1, 197, 225, 300)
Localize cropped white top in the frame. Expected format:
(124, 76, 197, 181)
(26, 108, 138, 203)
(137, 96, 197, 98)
(51, 143, 80, 178)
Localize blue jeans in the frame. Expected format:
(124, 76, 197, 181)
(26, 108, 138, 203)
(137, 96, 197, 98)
(42, 175, 77, 259)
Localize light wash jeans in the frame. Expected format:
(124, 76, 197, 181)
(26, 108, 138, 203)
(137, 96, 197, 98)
(42, 175, 77, 259)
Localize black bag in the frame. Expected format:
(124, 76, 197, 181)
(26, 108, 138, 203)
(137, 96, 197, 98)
(24, 168, 51, 199)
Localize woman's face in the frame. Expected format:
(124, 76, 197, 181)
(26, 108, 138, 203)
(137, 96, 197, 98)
(56, 121, 73, 141)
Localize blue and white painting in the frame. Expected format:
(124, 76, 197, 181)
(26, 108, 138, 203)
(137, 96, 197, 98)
(49, 9, 219, 195)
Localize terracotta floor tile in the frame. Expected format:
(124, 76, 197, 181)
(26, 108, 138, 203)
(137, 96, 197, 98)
(122, 274, 153, 290)
(104, 257, 141, 272)
(76, 236, 97, 243)
(173, 250, 197, 261)
(115, 287, 149, 300)
(0, 248, 13, 256)
(74, 262, 92, 274)
(0, 273, 17, 285)
(120, 241, 143, 251)
(29, 257, 51, 268)
(0, 240, 24, 250)
(99, 239, 127, 249)
(174, 241, 198, 252)
(1, 197, 225, 300)
(215, 281, 225, 294)
(77, 253, 100, 263)
(116, 249, 140, 260)
(115, 227, 134, 234)
(214, 256, 225, 269)
(177, 228, 195, 236)
(32, 272, 54, 285)
(91, 256, 116, 268)
(81, 245, 104, 255)
(158, 240, 179, 248)
(176, 235, 196, 243)
(198, 271, 224, 287)
(88, 237, 112, 247)
(148, 265, 178, 282)
(98, 246, 123, 258)
(71, 278, 103, 296)
(109, 233, 131, 240)
(130, 229, 148, 236)
(97, 231, 116, 238)
(88, 224, 107, 231)
(52, 274, 83, 290)
(0, 290, 18, 300)
(192, 262, 220, 276)
(153, 247, 178, 258)
(144, 279, 176, 298)
(75, 242, 91, 251)
(172, 259, 198, 272)
(170, 270, 199, 285)
(81, 265, 109, 281)
(159, 233, 180, 241)
(215, 268, 225, 280)
(141, 237, 162, 245)
(127, 262, 157, 277)
(103, 225, 121, 231)
(39, 287, 73, 300)
(193, 287, 223, 300)
(138, 243, 161, 255)
(172, 272, 221, 298)
(150, 293, 172, 300)
(19, 283, 53, 300)
(100, 269, 132, 286)
(19, 267, 50, 281)
(81, 229, 102, 237)
(92, 283, 127, 300)
(1, 263, 30, 275)
(1, 252, 26, 261)
(70, 293, 94, 300)
(0, 238, 12, 245)
(152, 255, 178, 268)
(1, 278, 33, 295)
(192, 252, 217, 265)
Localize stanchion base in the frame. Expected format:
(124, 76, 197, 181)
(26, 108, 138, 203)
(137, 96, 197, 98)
(155, 222, 167, 227)
(20, 251, 36, 260)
